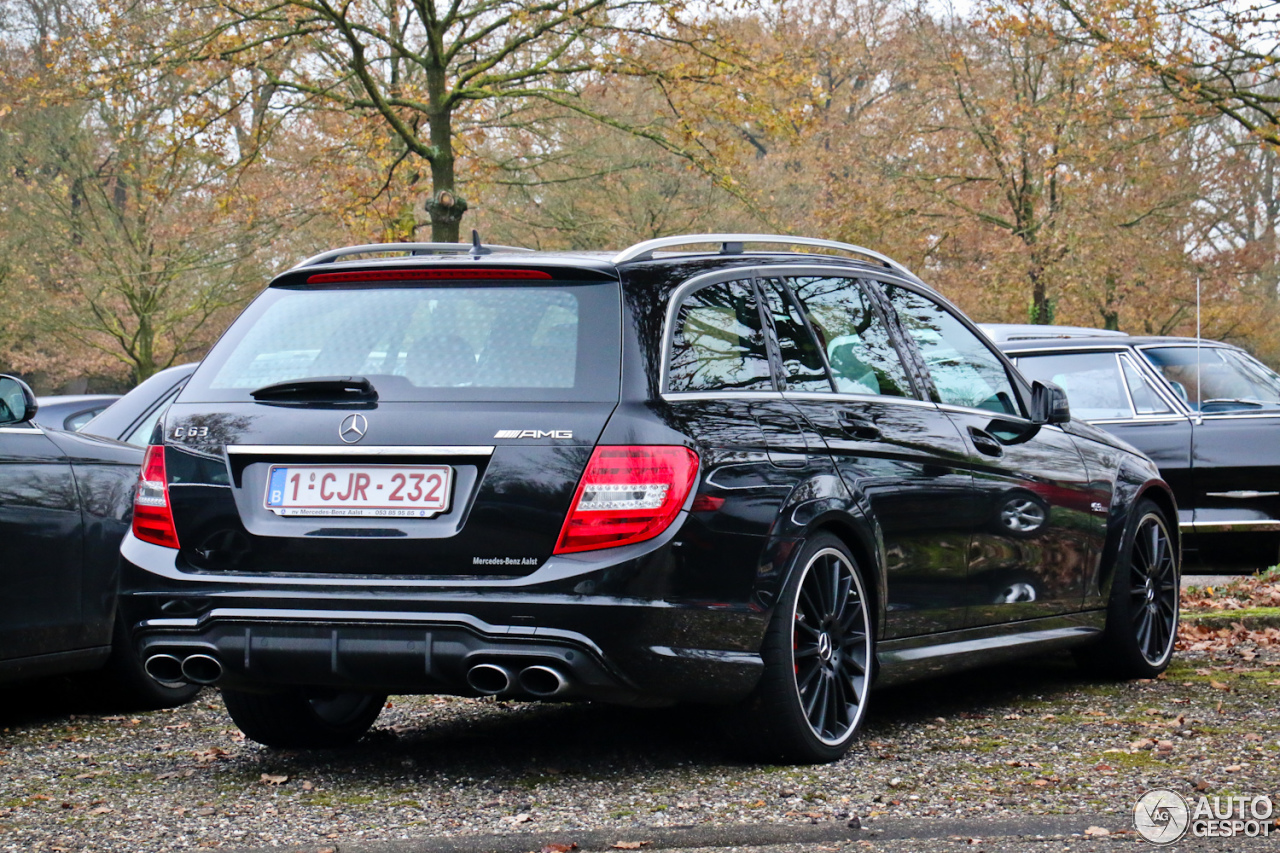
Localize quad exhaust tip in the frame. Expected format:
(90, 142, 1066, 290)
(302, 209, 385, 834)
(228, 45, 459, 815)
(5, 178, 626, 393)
(466, 663, 513, 695)
(518, 665, 569, 698)
(179, 654, 223, 685)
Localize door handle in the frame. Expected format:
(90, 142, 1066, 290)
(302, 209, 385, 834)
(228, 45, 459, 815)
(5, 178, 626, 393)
(968, 426, 1004, 458)
(837, 410, 881, 441)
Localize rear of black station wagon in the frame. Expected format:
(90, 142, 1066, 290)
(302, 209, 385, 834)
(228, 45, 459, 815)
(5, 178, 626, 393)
(120, 236, 1181, 762)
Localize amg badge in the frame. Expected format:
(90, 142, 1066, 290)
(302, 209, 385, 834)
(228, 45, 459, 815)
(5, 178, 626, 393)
(494, 429, 573, 439)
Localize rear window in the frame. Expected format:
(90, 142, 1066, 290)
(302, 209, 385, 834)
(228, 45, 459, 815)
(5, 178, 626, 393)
(183, 282, 621, 403)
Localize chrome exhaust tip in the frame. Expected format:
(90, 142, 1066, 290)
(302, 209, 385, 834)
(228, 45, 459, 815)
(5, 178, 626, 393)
(180, 654, 223, 685)
(466, 663, 513, 695)
(143, 654, 185, 684)
(518, 665, 570, 698)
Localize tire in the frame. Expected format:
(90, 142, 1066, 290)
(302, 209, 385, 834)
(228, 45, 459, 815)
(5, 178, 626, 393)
(1075, 499, 1180, 679)
(94, 616, 202, 710)
(221, 688, 387, 748)
(726, 533, 874, 764)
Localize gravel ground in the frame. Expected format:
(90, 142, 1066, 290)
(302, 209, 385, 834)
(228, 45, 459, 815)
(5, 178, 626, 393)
(1, 634, 1277, 852)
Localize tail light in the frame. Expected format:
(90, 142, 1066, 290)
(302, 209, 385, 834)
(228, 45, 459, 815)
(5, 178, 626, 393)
(554, 446, 699, 554)
(133, 444, 180, 549)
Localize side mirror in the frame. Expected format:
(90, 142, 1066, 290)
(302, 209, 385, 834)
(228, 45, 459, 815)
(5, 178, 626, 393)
(1030, 380, 1070, 425)
(0, 374, 38, 426)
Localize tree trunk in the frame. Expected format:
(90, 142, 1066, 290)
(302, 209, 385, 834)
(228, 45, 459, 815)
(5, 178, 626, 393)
(423, 76, 467, 243)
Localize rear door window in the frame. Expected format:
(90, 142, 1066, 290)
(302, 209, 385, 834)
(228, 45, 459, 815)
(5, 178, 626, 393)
(667, 279, 773, 393)
(785, 276, 913, 397)
(1015, 352, 1132, 420)
(183, 282, 621, 403)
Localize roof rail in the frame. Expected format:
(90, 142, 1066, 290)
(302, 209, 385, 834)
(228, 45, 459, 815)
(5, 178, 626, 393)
(611, 233, 918, 278)
(293, 241, 534, 269)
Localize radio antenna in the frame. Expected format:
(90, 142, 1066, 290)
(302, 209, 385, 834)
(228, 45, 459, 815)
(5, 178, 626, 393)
(1196, 276, 1202, 413)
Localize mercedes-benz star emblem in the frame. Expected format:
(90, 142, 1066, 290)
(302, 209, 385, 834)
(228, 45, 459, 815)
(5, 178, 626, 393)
(339, 413, 368, 444)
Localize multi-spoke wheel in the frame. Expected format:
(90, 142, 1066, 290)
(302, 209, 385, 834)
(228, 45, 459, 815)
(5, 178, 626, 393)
(1075, 499, 1179, 678)
(726, 533, 873, 763)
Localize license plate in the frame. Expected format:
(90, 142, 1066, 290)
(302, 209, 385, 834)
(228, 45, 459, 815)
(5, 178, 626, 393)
(264, 465, 453, 517)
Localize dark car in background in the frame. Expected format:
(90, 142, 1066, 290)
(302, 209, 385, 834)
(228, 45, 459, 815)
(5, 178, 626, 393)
(32, 394, 121, 433)
(119, 235, 1179, 763)
(993, 325, 1280, 570)
(80, 363, 198, 446)
(0, 367, 198, 707)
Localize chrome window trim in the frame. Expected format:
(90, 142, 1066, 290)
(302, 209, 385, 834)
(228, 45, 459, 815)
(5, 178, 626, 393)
(0, 424, 44, 434)
(225, 445, 495, 456)
(780, 391, 939, 410)
(1198, 412, 1280, 421)
(661, 391, 786, 402)
(1087, 415, 1189, 425)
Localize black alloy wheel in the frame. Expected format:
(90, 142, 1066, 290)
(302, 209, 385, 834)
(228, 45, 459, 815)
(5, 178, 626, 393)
(727, 533, 873, 763)
(1129, 511, 1180, 667)
(793, 546, 873, 746)
(1075, 499, 1179, 678)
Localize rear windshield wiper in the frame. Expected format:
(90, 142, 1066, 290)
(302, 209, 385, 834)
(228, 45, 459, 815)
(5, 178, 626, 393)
(251, 376, 379, 402)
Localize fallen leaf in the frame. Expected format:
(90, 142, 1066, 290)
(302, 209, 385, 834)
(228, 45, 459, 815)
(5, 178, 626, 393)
(88, 806, 112, 815)
(611, 844, 649, 851)
(260, 774, 289, 785)
(540, 844, 577, 853)
(1085, 826, 1110, 836)
(1224, 765, 1243, 773)
(1210, 681, 1231, 691)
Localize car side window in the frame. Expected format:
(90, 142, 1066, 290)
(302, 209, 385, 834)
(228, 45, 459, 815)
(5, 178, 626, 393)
(884, 285, 1020, 416)
(1119, 356, 1173, 415)
(758, 279, 832, 392)
(668, 279, 773, 393)
(1014, 352, 1132, 420)
(785, 276, 912, 397)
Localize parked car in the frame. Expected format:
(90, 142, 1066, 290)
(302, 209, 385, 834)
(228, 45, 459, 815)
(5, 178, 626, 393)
(80, 363, 198, 446)
(32, 394, 121, 432)
(0, 369, 199, 707)
(994, 325, 1280, 571)
(118, 235, 1179, 762)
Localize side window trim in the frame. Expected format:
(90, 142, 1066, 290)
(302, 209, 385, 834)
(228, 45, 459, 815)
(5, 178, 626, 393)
(1121, 352, 1192, 417)
(851, 277, 930, 401)
(756, 276, 837, 393)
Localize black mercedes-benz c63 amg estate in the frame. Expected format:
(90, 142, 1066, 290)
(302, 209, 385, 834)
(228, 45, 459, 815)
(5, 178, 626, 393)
(119, 234, 1180, 762)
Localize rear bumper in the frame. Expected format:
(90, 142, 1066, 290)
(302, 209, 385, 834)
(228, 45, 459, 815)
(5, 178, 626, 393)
(119, 534, 773, 704)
